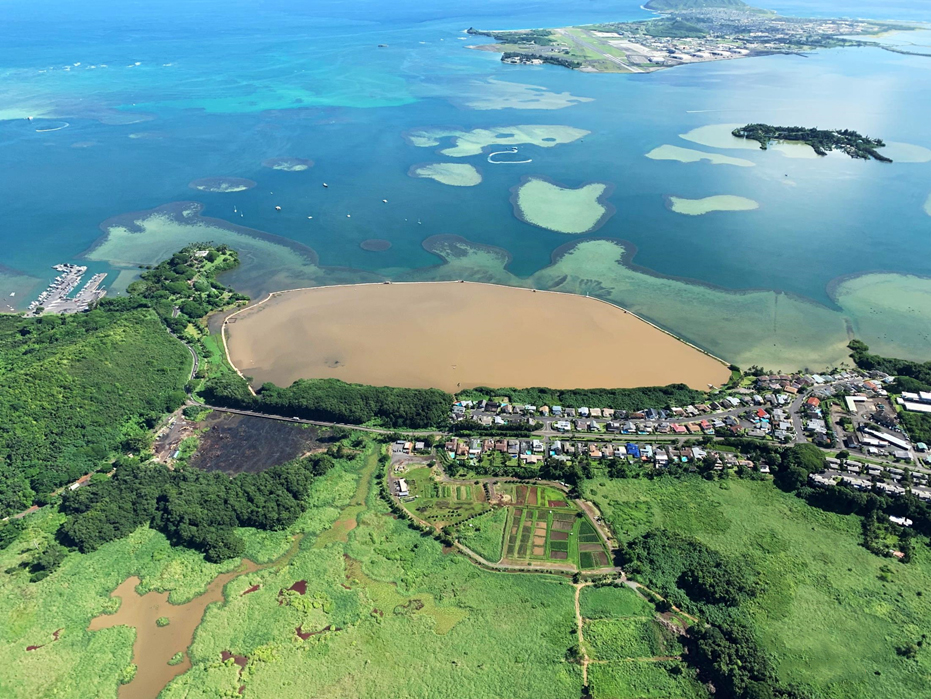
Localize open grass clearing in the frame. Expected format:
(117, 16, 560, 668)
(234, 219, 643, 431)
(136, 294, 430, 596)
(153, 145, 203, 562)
(582, 475, 931, 699)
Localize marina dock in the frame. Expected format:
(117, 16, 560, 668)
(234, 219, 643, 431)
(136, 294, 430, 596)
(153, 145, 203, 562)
(26, 265, 107, 316)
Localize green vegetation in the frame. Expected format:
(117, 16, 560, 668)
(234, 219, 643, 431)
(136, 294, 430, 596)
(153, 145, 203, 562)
(203, 373, 451, 429)
(157, 616, 170, 627)
(580, 584, 653, 619)
(0, 443, 582, 699)
(642, 17, 709, 37)
(585, 475, 931, 699)
(0, 307, 190, 516)
(588, 661, 706, 699)
(59, 453, 335, 563)
(168, 652, 184, 666)
(585, 617, 673, 659)
(645, 0, 748, 10)
(456, 384, 706, 412)
(733, 124, 891, 161)
(451, 507, 508, 562)
(126, 244, 247, 340)
(401, 466, 489, 526)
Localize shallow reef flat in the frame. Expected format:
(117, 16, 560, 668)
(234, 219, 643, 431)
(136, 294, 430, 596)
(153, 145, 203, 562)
(511, 177, 614, 234)
(457, 78, 594, 110)
(83, 203, 377, 299)
(406, 237, 850, 371)
(646, 144, 755, 167)
(829, 272, 931, 361)
(409, 162, 482, 186)
(925, 192, 931, 216)
(0, 266, 40, 313)
(679, 123, 762, 151)
(666, 194, 759, 216)
(188, 177, 257, 193)
(261, 157, 314, 172)
(406, 124, 589, 158)
(408, 237, 931, 368)
(878, 142, 931, 163)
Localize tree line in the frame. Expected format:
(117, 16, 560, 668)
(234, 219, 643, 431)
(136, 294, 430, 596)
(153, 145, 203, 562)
(454, 383, 706, 412)
(202, 373, 451, 429)
(58, 452, 335, 564)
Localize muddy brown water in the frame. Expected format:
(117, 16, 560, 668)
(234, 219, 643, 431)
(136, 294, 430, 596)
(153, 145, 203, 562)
(88, 563, 258, 699)
(89, 535, 305, 699)
(226, 282, 731, 392)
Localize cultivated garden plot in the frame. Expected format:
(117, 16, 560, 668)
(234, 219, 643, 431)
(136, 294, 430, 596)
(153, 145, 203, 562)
(396, 471, 611, 571)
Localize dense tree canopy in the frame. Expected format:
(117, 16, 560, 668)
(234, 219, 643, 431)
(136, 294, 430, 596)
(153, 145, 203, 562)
(0, 308, 190, 516)
(455, 384, 706, 412)
(203, 374, 451, 429)
(59, 454, 333, 562)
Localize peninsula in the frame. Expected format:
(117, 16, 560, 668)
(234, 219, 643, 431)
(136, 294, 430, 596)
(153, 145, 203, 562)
(732, 124, 892, 161)
(466, 3, 915, 74)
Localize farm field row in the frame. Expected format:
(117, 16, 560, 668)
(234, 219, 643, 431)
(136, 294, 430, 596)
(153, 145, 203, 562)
(396, 466, 611, 570)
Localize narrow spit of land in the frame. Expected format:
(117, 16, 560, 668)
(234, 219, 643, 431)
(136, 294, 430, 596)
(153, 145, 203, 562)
(225, 282, 731, 392)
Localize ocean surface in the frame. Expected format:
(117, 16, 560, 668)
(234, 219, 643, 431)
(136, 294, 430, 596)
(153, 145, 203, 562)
(1, 0, 929, 370)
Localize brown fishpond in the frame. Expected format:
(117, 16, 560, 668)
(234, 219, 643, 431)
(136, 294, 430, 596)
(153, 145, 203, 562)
(225, 281, 731, 392)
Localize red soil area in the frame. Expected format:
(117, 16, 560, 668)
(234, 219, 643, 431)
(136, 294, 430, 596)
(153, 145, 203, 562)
(221, 651, 248, 669)
(295, 624, 340, 640)
(26, 627, 64, 651)
(241, 585, 261, 596)
(289, 580, 307, 595)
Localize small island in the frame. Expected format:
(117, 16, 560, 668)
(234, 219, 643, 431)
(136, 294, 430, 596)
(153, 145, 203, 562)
(731, 124, 892, 162)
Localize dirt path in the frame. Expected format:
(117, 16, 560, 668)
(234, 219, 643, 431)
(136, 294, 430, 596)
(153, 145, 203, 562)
(574, 582, 592, 686)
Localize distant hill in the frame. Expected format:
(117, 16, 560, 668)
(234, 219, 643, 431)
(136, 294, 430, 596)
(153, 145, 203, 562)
(645, 0, 749, 11)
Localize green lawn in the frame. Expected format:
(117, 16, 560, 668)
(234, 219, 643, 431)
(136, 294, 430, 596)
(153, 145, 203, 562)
(453, 507, 509, 563)
(588, 662, 706, 699)
(581, 476, 931, 699)
(580, 585, 653, 619)
(585, 618, 671, 660)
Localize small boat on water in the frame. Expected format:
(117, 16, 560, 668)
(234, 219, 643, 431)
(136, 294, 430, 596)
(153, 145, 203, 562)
(322, 183, 328, 188)
(275, 206, 281, 211)
(382, 199, 388, 203)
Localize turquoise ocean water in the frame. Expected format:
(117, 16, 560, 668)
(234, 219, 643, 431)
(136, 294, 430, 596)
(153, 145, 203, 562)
(1, 0, 929, 366)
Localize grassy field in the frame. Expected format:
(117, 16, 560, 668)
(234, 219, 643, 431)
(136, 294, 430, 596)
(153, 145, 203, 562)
(581, 475, 931, 699)
(588, 662, 706, 699)
(579, 585, 653, 619)
(452, 507, 509, 563)
(1, 443, 589, 699)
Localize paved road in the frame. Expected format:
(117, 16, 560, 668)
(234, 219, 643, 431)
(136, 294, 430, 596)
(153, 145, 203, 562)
(202, 404, 444, 436)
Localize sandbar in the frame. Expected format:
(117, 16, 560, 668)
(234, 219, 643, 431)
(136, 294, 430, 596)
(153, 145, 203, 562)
(679, 124, 761, 151)
(459, 78, 594, 110)
(360, 239, 392, 251)
(262, 157, 314, 171)
(410, 163, 482, 186)
(667, 195, 759, 216)
(188, 177, 256, 193)
(225, 282, 730, 392)
(406, 125, 589, 158)
(512, 177, 614, 234)
(880, 142, 931, 163)
(646, 145, 755, 167)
